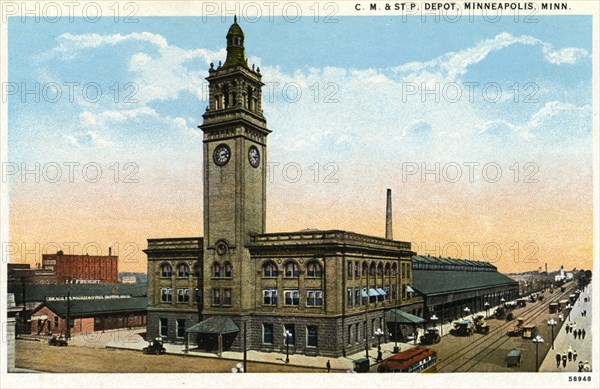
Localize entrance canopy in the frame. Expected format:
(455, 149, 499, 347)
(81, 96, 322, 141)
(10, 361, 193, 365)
(386, 309, 425, 325)
(186, 316, 239, 335)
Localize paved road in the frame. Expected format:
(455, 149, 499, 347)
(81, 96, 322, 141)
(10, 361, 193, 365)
(540, 284, 592, 372)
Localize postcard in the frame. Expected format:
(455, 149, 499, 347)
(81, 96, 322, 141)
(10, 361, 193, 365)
(1, 1, 598, 388)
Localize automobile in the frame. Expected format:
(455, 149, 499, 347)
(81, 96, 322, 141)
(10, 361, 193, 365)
(473, 315, 490, 335)
(419, 328, 441, 345)
(450, 320, 473, 337)
(142, 338, 167, 355)
(48, 335, 68, 347)
(522, 325, 537, 339)
(507, 318, 525, 337)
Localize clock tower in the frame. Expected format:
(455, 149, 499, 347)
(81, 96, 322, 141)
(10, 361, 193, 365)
(200, 17, 270, 315)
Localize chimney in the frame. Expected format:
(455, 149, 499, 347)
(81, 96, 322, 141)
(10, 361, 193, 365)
(386, 188, 393, 240)
(109, 246, 112, 256)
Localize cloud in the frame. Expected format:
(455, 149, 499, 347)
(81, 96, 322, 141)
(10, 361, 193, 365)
(392, 32, 590, 82)
(65, 130, 113, 148)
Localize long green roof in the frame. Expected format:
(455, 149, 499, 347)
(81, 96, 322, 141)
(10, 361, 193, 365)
(35, 297, 147, 317)
(412, 269, 517, 296)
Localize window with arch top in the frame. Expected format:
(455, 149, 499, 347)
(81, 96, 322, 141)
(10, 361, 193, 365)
(176, 263, 190, 278)
(263, 262, 278, 277)
(284, 261, 300, 278)
(213, 262, 222, 278)
(224, 262, 233, 278)
(160, 263, 173, 278)
(306, 261, 322, 278)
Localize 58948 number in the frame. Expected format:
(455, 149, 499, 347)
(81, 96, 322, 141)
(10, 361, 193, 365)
(569, 376, 591, 382)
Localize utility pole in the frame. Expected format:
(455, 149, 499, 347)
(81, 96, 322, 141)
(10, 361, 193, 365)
(66, 285, 71, 340)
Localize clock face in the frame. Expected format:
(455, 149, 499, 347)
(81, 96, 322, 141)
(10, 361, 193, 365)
(248, 146, 260, 168)
(214, 144, 231, 166)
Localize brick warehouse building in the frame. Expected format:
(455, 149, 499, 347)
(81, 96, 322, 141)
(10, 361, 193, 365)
(145, 19, 421, 358)
(42, 251, 118, 284)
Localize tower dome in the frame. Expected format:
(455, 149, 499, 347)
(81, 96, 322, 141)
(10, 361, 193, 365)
(223, 16, 247, 68)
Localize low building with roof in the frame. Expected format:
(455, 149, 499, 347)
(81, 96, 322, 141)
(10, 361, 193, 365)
(412, 255, 518, 323)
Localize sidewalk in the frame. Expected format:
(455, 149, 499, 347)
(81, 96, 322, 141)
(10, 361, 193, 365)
(106, 331, 419, 372)
(539, 284, 592, 372)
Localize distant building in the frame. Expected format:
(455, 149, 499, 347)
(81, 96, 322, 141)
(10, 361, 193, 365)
(121, 276, 137, 284)
(7, 263, 58, 285)
(42, 250, 118, 284)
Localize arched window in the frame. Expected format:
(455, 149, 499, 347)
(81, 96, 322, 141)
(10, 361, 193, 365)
(377, 263, 383, 276)
(384, 263, 391, 276)
(263, 262, 278, 277)
(391, 263, 398, 276)
(306, 261, 322, 278)
(284, 262, 300, 278)
(362, 262, 368, 277)
(177, 263, 190, 278)
(160, 263, 172, 278)
(213, 262, 222, 278)
(369, 263, 376, 276)
(224, 262, 233, 278)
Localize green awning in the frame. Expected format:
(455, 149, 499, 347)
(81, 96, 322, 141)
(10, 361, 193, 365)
(386, 309, 425, 324)
(186, 316, 239, 334)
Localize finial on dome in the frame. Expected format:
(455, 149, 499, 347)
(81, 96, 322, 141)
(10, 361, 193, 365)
(234, 15, 237, 23)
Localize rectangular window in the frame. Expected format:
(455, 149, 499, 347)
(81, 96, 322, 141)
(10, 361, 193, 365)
(212, 288, 221, 306)
(347, 325, 352, 345)
(354, 288, 361, 306)
(284, 324, 295, 346)
(385, 286, 390, 301)
(176, 319, 186, 338)
(54, 316, 59, 328)
(161, 288, 173, 303)
(347, 262, 353, 278)
(159, 318, 168, 337)
(354, 261, 360, 277)
(347, 288, 353, 308)
(284, 290, 300, 306)
(263, 289, 278, 305)
(307, 325, 318, 347)
(402, 285, 407, 300)
(263, 323, 273, 344)
(406, 266, 411, 280)
(177, 288, 190, 303)
(306, 290, 323, 307)
(223, 288, 232, 305)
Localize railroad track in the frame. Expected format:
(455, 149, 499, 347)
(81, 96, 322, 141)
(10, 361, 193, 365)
(435, 284, 575, 372)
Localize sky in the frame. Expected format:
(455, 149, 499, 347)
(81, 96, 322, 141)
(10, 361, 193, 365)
(5, 15, 593, 274)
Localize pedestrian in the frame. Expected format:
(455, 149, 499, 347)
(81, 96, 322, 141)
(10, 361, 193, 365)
(568, 347, 573, 361)
(583, 361, 591, 372)
(556, 353, 561, 368)
(562, 353, 567, 368)
(578, 361, 584, 372)
(565, 323, 570, 333)
(574, 330, 577, 340)
(573, 349, 577, 362)
(377, 349, 383, 362)
(326, 359, 331, 373)
(582, 329, 586, 339)
(579, 329, 583, 339)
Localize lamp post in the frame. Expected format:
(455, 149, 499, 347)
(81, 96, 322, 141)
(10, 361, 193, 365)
(463, 307, 470, 318)
(547, 319, 557, 350)
(484, 302, 490, 318)
(283, 330, 292, 364)
(374, 328, 383, 361)
(566, 303, 572, 320)
(532, 335, 544, 372)
(500, 297, 506, 306)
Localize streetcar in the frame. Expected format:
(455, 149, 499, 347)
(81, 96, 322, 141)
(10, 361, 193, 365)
(377, 346, 437, 373)
(521, 324, 537, 339)
(549, 302, 559, 313)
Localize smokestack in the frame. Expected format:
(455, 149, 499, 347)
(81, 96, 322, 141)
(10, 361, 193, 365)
(386, 188, 393, 240)
(545, 263, 548, 273)
(109, 246, 112, 256)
